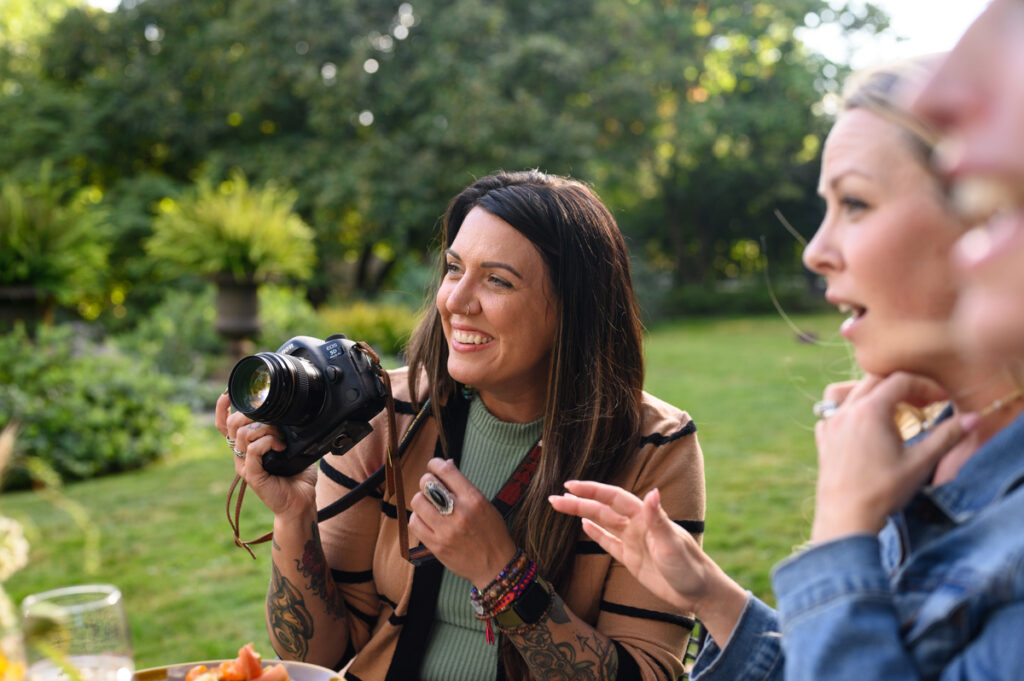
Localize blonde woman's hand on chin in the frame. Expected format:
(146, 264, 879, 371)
(214, 392, 317, 520)
(810, 372, 979, 543)
(548, 480, 747, 647)
(408, 457, 519, 589)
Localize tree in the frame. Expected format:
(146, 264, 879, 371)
(0, 0, 890, 310)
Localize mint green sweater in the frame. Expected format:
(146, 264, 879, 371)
(420, 396, 543, 681)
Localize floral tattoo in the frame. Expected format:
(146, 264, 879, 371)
(294, 522, 346, 619)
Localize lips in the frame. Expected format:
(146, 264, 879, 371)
(834, 301, 866, 338)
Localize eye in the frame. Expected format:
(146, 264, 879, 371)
(839, 196, 869, 214)
(488, 274, 513, 289)
(444, 261, 462, 276)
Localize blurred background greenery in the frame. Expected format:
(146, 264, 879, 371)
(0, 0, 890, 668)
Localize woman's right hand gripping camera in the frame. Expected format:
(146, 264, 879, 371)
(215, 392, 317, 519)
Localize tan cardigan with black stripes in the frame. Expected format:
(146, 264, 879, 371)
(315, 367, 706, 681)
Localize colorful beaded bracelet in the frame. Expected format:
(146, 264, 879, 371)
(468, 548, 539, 644)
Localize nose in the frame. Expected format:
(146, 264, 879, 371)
(802, 216, 841, 276)
(443, 275, 479, 316)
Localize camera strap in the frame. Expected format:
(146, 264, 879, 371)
(226, 342, 422, 560)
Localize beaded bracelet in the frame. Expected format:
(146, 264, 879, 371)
(469, 548, 538, 644)
(469, 548, 529, 615)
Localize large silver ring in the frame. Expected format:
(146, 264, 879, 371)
(233, 447, 245, 459)
(813, 399, 839, 420)
(424, 480, 455, 515)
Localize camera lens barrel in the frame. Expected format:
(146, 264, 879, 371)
(228, 352, 326, 425)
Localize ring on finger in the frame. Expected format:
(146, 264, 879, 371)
(424, 480, 455, 515)
(226, 436, 236, 447)
(233, 447, 245, 459)
(813, 399, 840, 420)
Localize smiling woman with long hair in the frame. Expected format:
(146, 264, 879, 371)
(217, 170, 706, 681)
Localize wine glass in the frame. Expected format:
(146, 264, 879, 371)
(20, 585, 134, 681)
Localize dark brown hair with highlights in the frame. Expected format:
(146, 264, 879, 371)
(405, 169, 645, 679)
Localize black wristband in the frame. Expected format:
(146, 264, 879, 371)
(494, 577, 553, 630)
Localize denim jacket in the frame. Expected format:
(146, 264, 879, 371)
(691, 411, 1024, 681)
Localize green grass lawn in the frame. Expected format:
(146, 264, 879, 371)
(1, 312, 854, 668)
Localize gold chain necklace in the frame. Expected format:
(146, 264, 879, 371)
(978, 387, 1024, 418)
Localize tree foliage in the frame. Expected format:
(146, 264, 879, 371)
(0, 0, 889, 315)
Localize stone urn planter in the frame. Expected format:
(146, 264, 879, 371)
(0, 285, 52, 332)
(145, 171, 316, 362)
(213, 273, 260, 340)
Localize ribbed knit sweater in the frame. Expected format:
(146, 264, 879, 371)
(420, 395, 543, 681)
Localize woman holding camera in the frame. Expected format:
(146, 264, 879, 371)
(551, 57, 1024, 680)
(215, 170, 705, 681)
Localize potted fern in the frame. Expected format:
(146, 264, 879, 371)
(146, 170, 316, 347)
(0, 170, 109, 330)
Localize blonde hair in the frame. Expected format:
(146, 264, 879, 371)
(841, 55, 945, 171)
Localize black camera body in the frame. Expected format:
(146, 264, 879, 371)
(227, 334, 387, 476)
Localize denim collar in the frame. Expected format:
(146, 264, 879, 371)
(923, 411, 1024, 523)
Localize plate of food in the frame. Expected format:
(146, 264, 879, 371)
(135, 644, 341, 681)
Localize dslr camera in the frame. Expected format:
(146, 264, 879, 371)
(227, 334, 387, 476)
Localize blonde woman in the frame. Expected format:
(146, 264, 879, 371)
(552, 57, 1024, 681)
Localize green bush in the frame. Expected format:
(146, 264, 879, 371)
(318, 301, 421, 357)
(0, 324, 191, 490)
(661, 275, 829, 319)
(111, 285, 225, 410)
(255, 285, 325, 350)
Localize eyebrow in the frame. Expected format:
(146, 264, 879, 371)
(445, 249, 524, 280)
(818, 168, 873, 197)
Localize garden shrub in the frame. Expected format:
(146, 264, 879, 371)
(255, 284, 325, 350)
(0, 324, 191, 490)
(318, 301, 420, 357)
(661, 275, 829, 318)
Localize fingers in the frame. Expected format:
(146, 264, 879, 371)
(822, 380, 860, 405)
(231, 426, 286, 477)
(235, 421, 279, 452)
(838, 374, 884, 404)
(580, 518, 627, 564)
(561, 479, 645, 517)
(871, 372, 951, 409)
(425, 457, 471, 494)
(549, 493, 631, 534)
(902, 411, 979, 486)
(215, 393, 231, 435)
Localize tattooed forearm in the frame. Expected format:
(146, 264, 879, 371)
(268, 561, 314, 660)
(294, 521, 347, 620)
(511, 595, 619, 681)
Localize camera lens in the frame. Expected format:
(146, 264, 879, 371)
(240, 363, 271, 410)
(228, 352, 325, 425)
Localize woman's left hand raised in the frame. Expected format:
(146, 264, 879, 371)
(409, 457, 518, 588)
(811, 371, 979, 543)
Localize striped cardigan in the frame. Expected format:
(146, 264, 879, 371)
(315, 367, 706, 681)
